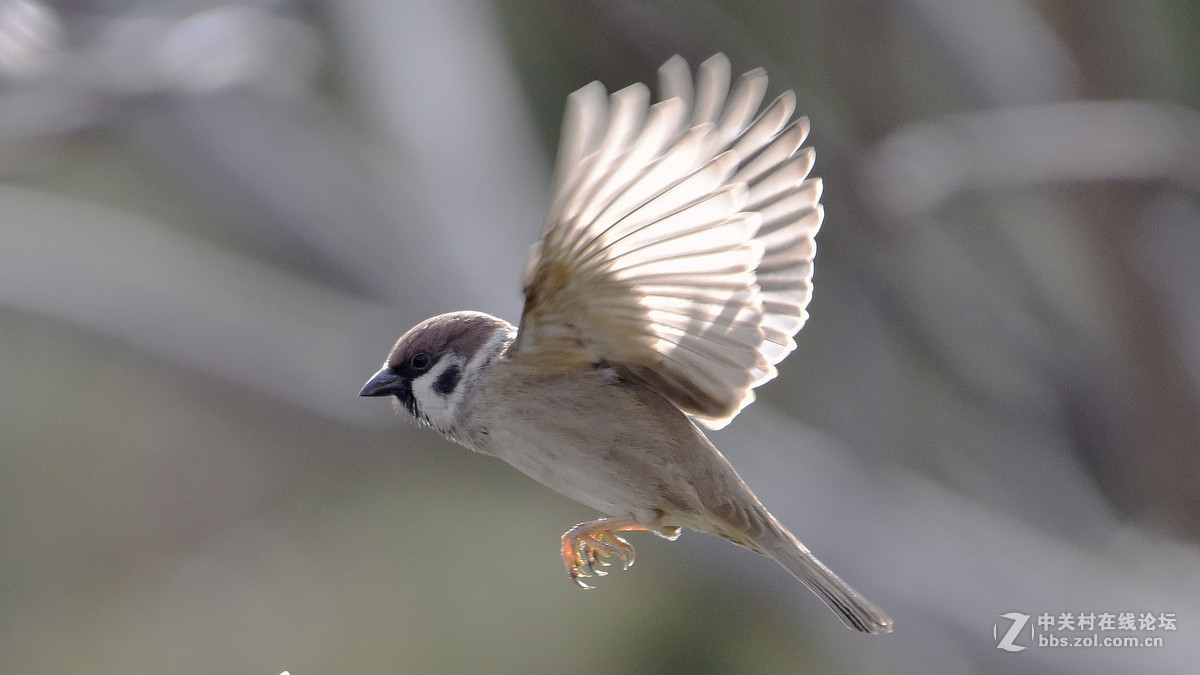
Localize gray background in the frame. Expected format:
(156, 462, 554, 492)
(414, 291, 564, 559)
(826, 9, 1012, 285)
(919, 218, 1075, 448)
(2, 1, 1198, 672)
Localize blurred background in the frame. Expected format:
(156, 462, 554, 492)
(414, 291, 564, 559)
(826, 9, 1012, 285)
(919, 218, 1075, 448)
(2, 0, 1198, 672)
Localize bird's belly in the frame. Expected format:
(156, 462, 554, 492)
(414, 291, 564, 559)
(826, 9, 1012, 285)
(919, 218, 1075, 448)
(478, 423, 639, 517)
(454, 363, 719, 529)
(459, 390, 697, 524)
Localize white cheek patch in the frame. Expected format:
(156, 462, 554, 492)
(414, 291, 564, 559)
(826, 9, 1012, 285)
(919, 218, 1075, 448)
(409, 327, 514, 434)
(411, 355, 468, 431)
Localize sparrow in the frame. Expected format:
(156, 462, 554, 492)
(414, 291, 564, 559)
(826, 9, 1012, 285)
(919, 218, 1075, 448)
(360, 54, 892, 634)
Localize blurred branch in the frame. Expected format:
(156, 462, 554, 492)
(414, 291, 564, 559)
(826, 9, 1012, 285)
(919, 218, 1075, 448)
(902, 0, 1082, 104)
(860, 101, 1200, 219)
(0, 184, 393, 424)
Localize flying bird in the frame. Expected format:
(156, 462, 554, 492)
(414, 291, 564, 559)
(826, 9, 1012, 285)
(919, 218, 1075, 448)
(360, 54, 892, 634)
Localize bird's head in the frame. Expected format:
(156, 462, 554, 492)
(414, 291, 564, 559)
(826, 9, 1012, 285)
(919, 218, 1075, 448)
(359, 311, 515, 433)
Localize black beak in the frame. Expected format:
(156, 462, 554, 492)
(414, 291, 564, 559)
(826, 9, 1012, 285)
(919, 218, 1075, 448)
(359, 368, 403, 397)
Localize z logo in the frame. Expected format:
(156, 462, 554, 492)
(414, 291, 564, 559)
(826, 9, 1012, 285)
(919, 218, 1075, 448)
(995, 612, 1031, 652)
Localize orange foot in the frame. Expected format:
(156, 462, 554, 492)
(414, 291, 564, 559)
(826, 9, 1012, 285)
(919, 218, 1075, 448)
(560, 518, 647, 589)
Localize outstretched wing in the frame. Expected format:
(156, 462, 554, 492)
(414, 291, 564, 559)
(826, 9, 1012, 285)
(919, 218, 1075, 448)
(513, 54, 823, 429)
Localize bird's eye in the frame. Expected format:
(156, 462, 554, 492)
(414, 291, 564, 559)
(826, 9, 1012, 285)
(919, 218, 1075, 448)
(409, 353, 432, 371)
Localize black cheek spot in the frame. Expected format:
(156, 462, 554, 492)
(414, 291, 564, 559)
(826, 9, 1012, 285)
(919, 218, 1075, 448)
(433, 364, 462, 396)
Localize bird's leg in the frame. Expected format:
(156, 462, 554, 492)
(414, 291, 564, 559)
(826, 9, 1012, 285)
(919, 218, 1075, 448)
(560, 517, 647, 589)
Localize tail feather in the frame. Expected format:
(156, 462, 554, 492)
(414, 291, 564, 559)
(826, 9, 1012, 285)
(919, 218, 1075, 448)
(758, 524, 893, 634)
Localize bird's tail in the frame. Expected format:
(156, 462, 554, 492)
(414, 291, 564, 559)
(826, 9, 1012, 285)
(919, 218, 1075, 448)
(756, 520, 893, 634)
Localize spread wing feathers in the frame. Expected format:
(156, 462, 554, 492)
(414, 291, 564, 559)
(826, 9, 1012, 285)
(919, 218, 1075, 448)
(515, 53, 823, 428)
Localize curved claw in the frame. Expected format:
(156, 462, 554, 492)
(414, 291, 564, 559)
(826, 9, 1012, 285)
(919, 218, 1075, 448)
(561, 518, 647, 588)
(570, 569, 594, 590)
